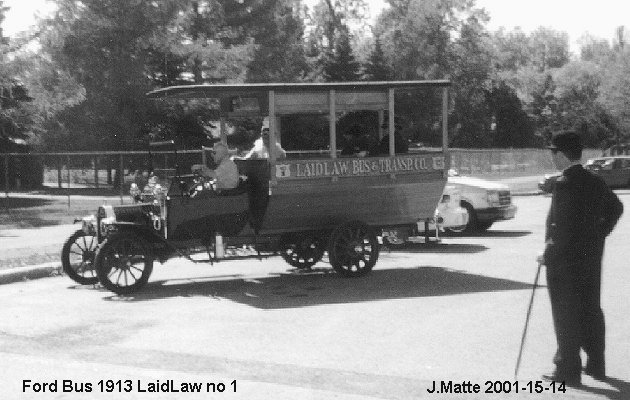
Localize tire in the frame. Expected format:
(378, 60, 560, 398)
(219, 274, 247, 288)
(61, 229, 99, 285)
(446, 202, 477, 234)
(95, 232, 153, 295)
(328, 221, 379, 277)
(280, 234, 325, 269)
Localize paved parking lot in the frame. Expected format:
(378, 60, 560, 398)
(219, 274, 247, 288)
(0, 192, 629, 399)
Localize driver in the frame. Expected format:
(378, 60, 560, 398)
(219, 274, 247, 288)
(191, 142, 239, 189)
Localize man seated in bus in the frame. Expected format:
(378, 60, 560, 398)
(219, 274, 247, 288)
(373, 117, 408, 156)
(243, 126, 287, 160)
(191, 142, 239, 189)
(340, 125, 368, 157)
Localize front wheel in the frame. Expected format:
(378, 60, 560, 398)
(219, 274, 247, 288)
(95, 232, 154, 295)
(62, 229, 99, 285)
(280, 234, 325, 269)
(328, 221, 379, 277)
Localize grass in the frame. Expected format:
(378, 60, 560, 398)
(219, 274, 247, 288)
(0, 192, 127, 230)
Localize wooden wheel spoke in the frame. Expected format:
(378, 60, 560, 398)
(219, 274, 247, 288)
(74, 241, 87, 252)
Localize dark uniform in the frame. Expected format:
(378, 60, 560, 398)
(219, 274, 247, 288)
(543, 162, 623, 382)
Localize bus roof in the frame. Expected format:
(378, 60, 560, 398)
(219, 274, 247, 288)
(146, 80, 451, 99)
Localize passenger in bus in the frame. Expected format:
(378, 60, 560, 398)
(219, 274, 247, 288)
(191, 142, 239, 189)
(244, 126, 287, 160)
(340, 125, 368, 157)
(373, 118, 408, 155)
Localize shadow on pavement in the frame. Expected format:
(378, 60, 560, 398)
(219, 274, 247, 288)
(446, 230, 532, 239)
(382, 243, 488, 254)
(103, 266, 534, 309)
(577, 377, 630, 400)
(0, 197, 54, 209)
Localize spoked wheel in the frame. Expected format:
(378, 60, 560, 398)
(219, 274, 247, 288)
(328, 221, 379, 277)
(61, 229, 99, 285)
(280, 234, 325, 269)
(95, 232, 153, 295)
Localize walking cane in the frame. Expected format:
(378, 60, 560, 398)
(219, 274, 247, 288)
(514, 260, 543, 380)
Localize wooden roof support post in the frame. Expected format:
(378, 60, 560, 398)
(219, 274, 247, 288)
(388, 88, 396, 180)
(329, 89, 337, 159)
(388, 88, 395, 157)
(268, 90, 277, 185)
(442, 86, 450, 177)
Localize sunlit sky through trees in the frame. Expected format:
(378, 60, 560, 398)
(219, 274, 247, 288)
(2, 0, 629, 54)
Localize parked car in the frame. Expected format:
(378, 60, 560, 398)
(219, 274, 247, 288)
(585, 156, 630, 187)
(538, 172, 561, 194)
(445, 170, 517, 233)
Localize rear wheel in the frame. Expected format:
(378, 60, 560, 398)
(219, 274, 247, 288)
(62, 229, 99, 285)
(280, 234, 325, 269)
(95, 232, 153, 295)
(328, 221, 379, 277)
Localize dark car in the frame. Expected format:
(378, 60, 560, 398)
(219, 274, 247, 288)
(585, 156, 630, 188)
(538, 172, 561, 194)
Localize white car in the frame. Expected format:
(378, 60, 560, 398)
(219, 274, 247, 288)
(381, 184, 469, 245)
(446, 171, 517, 233)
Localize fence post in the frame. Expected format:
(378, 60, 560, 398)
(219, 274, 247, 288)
(66, 155, 71, 208)
(119, 154, 124, 204)
(4, 154, 8, 197)
(94, 156, 99, 188)
(57, 157, 63, 189)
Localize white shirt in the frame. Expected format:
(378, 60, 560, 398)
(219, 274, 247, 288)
(245, 138, 286, 159)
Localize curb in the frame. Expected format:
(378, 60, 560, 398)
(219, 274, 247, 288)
(0, 262, 63, 285)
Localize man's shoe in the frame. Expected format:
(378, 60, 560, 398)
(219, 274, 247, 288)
(584, 365, 606, 381)
(542, 371, 581, 387)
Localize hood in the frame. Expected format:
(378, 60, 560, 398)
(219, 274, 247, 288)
(447, 176, 510, 191)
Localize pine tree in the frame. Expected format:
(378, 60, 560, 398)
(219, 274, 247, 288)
(323, 28, 360, 82)
(363, 37, 391, 81)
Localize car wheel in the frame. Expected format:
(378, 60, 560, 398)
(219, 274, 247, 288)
(61, 229, 99, 285)
(328, 221, 379, 277)
(446, 203, 477, 234)
(95, 232, 153, 295)
(280, 234, 325, 269)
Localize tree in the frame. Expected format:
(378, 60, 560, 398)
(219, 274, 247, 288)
(363, 36, 392, 81)
(247, 0, 309, 82)
(578, 33, 613, 63)
(552, 60, 613, 147)
(322, 26, 361, 81)
(486, 82, 535, 147)
(492, 27, 532, 71)
(598, 52, 630, 144)
(529, 27, 570, 71)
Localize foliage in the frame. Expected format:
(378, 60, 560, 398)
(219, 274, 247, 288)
(598, 50, 630, 143)
(1, 0, 629, 152)
(363, 36, 392, 81)
(322, 26, 361, 81)
(247, 0, 309, 82)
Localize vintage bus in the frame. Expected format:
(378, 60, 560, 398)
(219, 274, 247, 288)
(62, 80, 451, 294)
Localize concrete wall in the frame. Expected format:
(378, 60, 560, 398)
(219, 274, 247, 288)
(450, 148, 602, 175)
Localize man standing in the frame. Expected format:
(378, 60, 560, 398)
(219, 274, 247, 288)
(539, 131, 623, 385)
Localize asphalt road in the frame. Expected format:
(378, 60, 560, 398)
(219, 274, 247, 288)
(1, 192, 629, 399)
